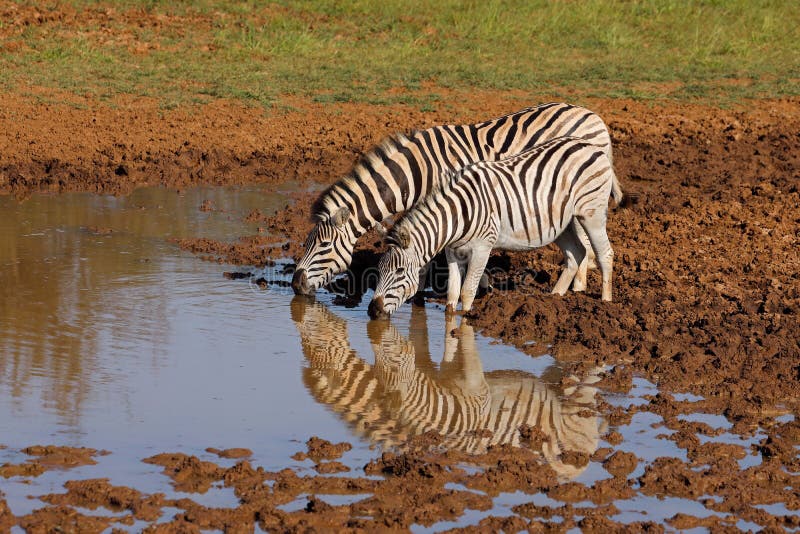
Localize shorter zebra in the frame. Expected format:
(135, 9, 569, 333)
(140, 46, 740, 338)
(369, 136, 617, 319)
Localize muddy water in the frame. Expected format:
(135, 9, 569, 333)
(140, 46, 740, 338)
(0, 187, 775, 530)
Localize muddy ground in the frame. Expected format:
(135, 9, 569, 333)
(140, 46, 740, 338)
(1, 89, 799, 532)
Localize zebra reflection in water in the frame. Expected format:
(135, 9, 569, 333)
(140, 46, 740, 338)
(290, 297, 606, 480)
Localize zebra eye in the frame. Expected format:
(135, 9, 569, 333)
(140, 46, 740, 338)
(320, 241, 332, 247)
(395, 267, 405, 276)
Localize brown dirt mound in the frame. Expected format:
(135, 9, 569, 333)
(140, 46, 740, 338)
(291, 436, 353, 463)
(205, 447, 253, 459)
(0, 497, 14, 532)
(17, 505, 115, 534)
(22, 445, 108, 468)
(1, 445, 108, 478)
(40, 479, 166, 521)
(142, 453, 226, 494)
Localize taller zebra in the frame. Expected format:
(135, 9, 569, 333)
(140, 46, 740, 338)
(291, 103, 622, 296)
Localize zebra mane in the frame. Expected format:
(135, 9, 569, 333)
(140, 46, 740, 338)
(310, 132, 411, 222)
(388, 181, 449, 250)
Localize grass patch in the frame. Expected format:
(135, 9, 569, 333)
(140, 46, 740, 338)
(0, 0, 798, 107)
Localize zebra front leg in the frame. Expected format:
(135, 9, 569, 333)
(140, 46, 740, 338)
(444, 248, 462, 315)
(577, 210, 614, 302)
(552, 224, 587, 296)
(460, 244, 492, 312)
(412, 262, 430, 306)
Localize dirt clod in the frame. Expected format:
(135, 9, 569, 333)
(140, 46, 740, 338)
(291, 436, 352, 463)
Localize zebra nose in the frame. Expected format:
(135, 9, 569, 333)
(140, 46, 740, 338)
(291, 268, 311, 295)
(368, 295, 388, 319)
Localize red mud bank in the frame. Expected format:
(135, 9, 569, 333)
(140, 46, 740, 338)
(0, 89, 544, 198)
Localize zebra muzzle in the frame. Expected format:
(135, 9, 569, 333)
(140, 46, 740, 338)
(291, 268, 313, 296)
(368, 295, 390, 319)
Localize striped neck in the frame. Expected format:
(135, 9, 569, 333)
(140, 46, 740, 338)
(312, 131, 451, 235)
(392, 175, 486, 265)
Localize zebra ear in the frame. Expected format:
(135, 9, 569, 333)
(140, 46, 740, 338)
(373, 222, 387, 237)
(331, 206, 350, 228)
(395, 227, 411, 249)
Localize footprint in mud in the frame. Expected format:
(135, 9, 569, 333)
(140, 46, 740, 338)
(290, 297, 607, 480)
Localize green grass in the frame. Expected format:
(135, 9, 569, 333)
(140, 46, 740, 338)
(1, 0, 798, 107)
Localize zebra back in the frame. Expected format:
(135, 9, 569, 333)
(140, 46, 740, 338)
(391, 136, 615, 262)
(313, 103, 612, 235)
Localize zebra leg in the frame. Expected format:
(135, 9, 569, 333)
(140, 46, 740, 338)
(460, 244, 492, 312)
(412, 262, 430, 306)
(552, 225, 586, 296)
(575, 221, 598, 271)
(445, 248, 462, 315)
(577, 210, 614, 302)
(572, 220, 589, 292)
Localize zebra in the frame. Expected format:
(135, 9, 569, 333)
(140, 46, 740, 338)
(290, 297, 604, 480)
(369, 136, 618, 319)
(291, 103, 622, 297)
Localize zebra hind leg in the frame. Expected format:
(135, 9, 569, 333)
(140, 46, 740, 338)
(575, 220, 598, 270)
(577, 210, 614, 302)
(552, 224, 587, 296)
(571, 219, 590, 292)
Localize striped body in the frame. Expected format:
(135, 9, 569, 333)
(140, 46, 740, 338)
(370, 136, 617, 318)
(291, 298, 603, 479)
(292, 103, 617, 295)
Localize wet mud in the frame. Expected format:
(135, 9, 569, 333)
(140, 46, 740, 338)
(1, 446, 108, 479)
(2, 84, 799, 530)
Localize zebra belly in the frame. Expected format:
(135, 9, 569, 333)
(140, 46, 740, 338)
(493, 223, 560, 251)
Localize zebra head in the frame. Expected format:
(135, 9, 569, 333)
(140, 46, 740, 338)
(292, 206, 357, 296)
(369, 227, 422, 319)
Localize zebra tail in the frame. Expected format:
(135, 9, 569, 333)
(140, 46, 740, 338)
(610, 169, 624, 209)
